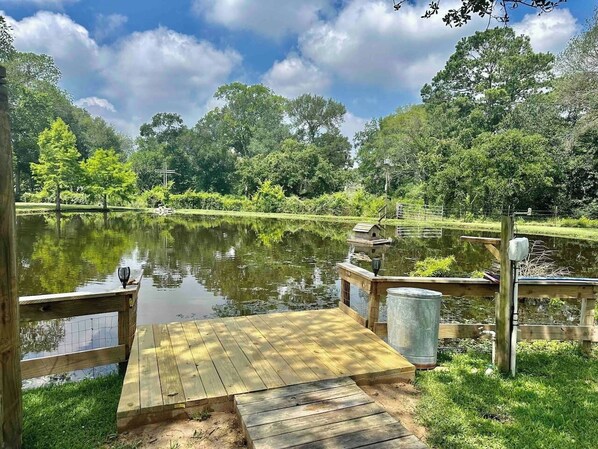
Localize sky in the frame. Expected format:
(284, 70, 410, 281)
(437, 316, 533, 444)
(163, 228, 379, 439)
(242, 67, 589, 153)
(0, 0, 595, 141)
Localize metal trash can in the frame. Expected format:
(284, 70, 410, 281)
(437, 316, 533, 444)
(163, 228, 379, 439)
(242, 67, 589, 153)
(386, 287, 443, 369)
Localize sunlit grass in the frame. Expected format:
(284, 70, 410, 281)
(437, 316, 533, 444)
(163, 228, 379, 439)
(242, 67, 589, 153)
(417, 342, 598, 449)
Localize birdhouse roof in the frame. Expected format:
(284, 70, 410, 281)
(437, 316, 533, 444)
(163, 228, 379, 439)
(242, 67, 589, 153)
(352, 223, 381, 233)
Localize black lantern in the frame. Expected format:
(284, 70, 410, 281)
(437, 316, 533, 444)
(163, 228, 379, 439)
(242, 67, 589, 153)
(118, 266, 131, 289)
(371, 257, 382, 277)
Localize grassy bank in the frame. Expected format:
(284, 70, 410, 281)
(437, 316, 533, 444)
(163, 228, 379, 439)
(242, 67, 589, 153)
(23, 374, 123, 449)
(417, 342, 598, 449)
(23, 342, 597, 448)
(15, 202, 598, 241)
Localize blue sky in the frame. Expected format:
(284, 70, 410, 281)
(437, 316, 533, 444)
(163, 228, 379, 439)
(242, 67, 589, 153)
(1, 0, 595, 140)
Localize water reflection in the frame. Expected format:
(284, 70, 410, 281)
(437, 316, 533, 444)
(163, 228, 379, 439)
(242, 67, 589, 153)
(16, 214, 598, 360)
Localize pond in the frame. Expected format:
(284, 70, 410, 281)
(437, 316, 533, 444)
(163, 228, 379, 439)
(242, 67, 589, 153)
(17, 212, 598, 382)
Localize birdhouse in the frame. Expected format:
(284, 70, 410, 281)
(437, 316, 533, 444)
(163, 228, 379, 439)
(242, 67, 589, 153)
(347, 223, 392, 246)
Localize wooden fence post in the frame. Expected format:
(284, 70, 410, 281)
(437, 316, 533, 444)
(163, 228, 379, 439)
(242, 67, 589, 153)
(496, 215, 514, 374)
(580, 294, 596, 356)
(0, 65, 23, 448)
(118, 289, 138, 363)
(340, 279, 350, 307)
(367, 282, 380, 331)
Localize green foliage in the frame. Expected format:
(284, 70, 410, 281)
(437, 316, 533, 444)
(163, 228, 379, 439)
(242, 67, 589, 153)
(287, 93, 347, 143)
(410, 256, 457, 277)
(82, 148, 137, 209)
(31, 118, 82, 210)
(417, 342, 598, 449)
(252, 181, 286, 213)
(23, 373, 122, 449)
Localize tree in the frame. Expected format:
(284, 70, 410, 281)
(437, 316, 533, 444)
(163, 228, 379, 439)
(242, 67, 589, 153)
(82, 148, 137, 210)
(287, 94, 346, 143)
(31, 118, 82, 211)
(214, 83, 288, 156)
(0, 15, 15, 62)
(428, 130, 556, 214)
(393, 1, 566, 27)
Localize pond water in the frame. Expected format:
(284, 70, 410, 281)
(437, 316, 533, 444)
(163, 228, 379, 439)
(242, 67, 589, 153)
(17, 213, 598, 382)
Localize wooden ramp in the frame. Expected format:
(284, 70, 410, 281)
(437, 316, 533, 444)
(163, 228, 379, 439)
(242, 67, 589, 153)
(235, 378, 428, 449)
(117, 308, 415, 431)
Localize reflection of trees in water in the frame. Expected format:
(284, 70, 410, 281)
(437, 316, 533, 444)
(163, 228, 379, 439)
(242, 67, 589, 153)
(20, 320, 65, 355)
(17, 213, 137, 295)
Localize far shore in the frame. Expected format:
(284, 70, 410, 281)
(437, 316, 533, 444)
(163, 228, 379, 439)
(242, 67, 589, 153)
(15, 202, 598, 242)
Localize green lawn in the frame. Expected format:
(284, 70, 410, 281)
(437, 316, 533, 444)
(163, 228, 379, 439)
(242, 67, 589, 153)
(417, 341, 598, 449)
(23, 373, 123, 449)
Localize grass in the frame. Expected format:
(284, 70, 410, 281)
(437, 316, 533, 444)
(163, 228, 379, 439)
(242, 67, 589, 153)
(23, 373, 123, 449)
(14, 202, 598, 241)
(417, 341, 598, 449)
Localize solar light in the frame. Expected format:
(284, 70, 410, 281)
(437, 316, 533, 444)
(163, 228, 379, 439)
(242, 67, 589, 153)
(118, 266, 131, 289)
(371, 257, 382, 277)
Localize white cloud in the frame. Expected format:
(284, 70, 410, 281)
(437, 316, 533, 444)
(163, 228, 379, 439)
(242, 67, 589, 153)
(103, 27, 241, 127)
(75, 96, 116, 113)
(298, 0, 487, 91)
(93, 13, 128, 42)
(513, 9, 579, 54)
(5, 12, 241, 136)
(341, 111, 369, 146)
(6, 11, 102, 92)
(262, 56, 331, 98)
(193, 0, 335, 39)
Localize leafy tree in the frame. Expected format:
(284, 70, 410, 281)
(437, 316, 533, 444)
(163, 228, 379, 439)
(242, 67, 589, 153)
(82, 148, 137, 210)
(393, 1, 566, 27)
(214, 83, 289, 156)
(287, 94, 346, 143)
(429, 130, 556, 214)
(0, 15, 15, 62)
(30, 118, 82, 211)
(422, 27, 553, 135)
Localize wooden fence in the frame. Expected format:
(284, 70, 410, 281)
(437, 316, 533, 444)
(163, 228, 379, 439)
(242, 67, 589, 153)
(338, 262, 598, 349)
(19, 279, 141, 380)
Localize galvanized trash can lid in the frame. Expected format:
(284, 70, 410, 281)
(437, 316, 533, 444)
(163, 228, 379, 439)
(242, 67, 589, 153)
(387, 287, 442, 298)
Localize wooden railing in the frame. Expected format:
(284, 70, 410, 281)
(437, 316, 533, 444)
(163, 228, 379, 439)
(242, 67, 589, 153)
(338, 262, 598, 349)
(19, 278, 141, 379)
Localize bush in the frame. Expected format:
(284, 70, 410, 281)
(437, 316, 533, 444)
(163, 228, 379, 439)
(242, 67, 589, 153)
(252, 181, 285, 213)
(411, 256, 458, 277)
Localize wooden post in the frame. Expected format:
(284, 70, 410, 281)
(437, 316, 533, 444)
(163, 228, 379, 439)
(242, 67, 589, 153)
(118, 290, 138, 362)
(367, 283, 380, 331)
(0, 65, 23, 448)
(580, 294, 596, 356)
(496, 215, 514, 374)
(340, 279, 350, 307)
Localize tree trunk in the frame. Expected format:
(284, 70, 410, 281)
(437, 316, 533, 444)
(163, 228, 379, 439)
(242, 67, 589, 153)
(103, 194, 107, 211)
(56, 185, 61, 212)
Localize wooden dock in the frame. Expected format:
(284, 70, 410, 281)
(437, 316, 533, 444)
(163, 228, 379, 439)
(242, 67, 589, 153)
(236, 377, 427, 449)
(117, 308, 415, 431)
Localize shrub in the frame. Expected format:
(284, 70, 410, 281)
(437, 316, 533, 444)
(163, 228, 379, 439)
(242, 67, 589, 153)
(252, 181, 285, 213)
(411, 256, 458, 277)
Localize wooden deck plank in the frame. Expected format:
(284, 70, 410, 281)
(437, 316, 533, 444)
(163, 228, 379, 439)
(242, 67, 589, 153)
(248, 402, 384, 440)
(138, 325, 163, 413)
(221, 317, 286, 389)
(284, 311, 383, 375)
(261, 315, 347, 379)
(237, 384, 363, 416)
(362, 435, 429, 448)
(195, 320, 247, 395)
(243, 393, 373, 427)
(153, 324, 185, 409)
(210, 320, 267, 392)
(290, 422, 411, 449)
(167, 322, 207, 405)
(235, 377, 354, 406)
(117, 331, 140, 418)
(247, 315, 320, 383)
(181, 320, 227, 399)
(251, 413, 397, 449)
(234, 316, 303, 386)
